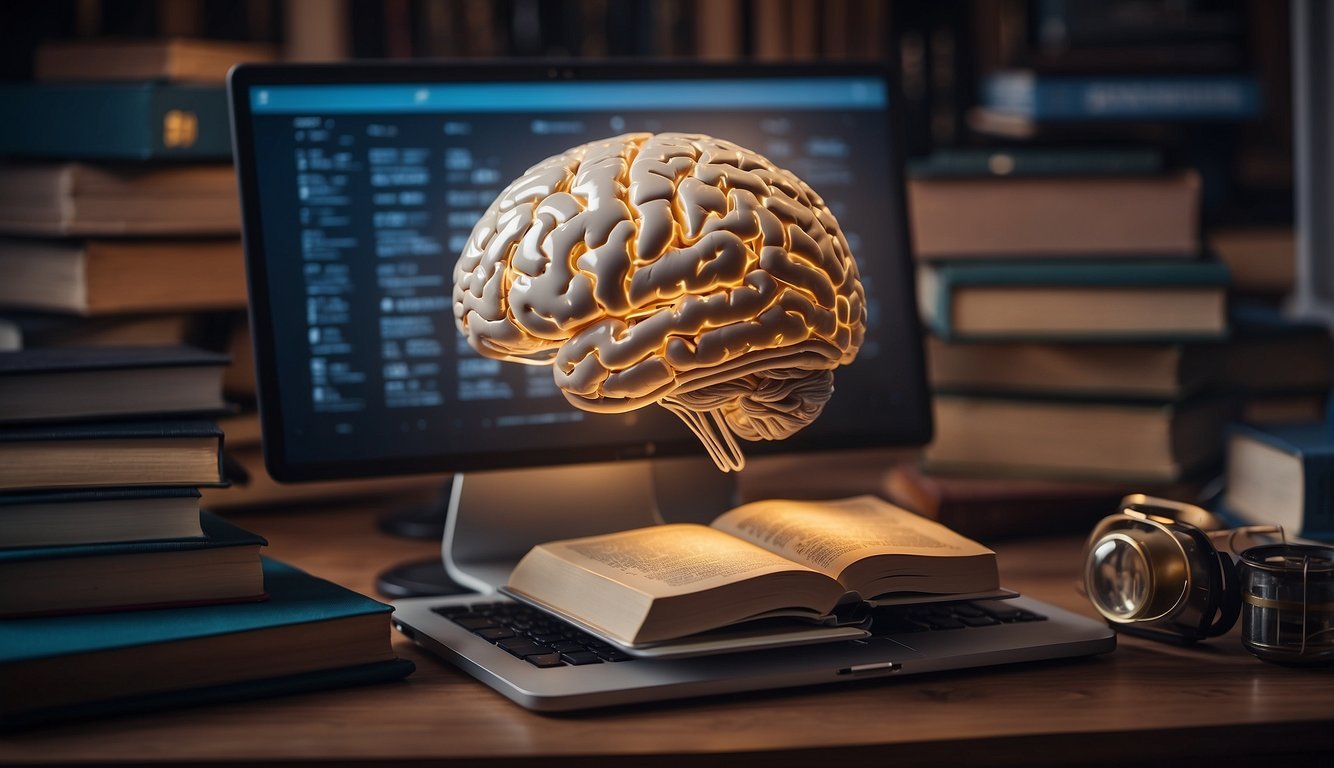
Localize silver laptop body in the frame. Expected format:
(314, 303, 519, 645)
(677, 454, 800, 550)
(393, 592, 1114, 712)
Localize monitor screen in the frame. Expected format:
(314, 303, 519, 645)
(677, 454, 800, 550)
(230, 63, 930, 481)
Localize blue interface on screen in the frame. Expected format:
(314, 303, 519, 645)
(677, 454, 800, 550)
(245, 76, 921, 467)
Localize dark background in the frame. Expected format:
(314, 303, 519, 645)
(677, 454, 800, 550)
(0, 0, 1294, 226)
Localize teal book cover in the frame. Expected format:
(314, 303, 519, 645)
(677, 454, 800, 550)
(0, 83, 230, 160)
(920, 260, 1230, 342)
(982, 71, 1262, 121)
(0, 557, 413, 729)
(1227, 422, 1334, 538)
(0, 485, 200, 508)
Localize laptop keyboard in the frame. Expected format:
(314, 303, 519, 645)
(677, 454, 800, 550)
(431, 600, 1047, 669)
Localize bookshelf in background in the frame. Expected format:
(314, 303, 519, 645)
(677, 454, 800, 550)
(898, 0, 1330, 539)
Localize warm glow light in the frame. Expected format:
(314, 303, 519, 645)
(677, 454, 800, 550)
(453, 133, 866, 471)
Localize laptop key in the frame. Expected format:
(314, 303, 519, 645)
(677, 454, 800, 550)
(549, 640, 586, 653)
(475, 627, 516, 641)
(496, 639, 555, 658)
(974, 602, 1027, 622)
(560, 651, 603, 666)
(454, 616, 500, 631)
(591, 646, 633, 662)
(960, 615, 1000, 627)
(525, 653, 565, 668)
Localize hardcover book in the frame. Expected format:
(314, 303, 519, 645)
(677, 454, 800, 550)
(0, 557, 413, 729)
(0, 418, 225, 491)
(11, 313, 197, 348)
(1225, 422, 1334, 541)
(917, 260, 1230, 342)
(0, 345, 229, 424)
(0, 83, 231, 160)
(0, 511, 264, 616)
(35, 38, 276, 84)
(0, 486, 202, 548)
(0, 163, 239, 236)
(505, 496, 998, 647)
(926, 336, 1219, 400)
(925, 393, 1232, 483)
(982, 71, 1262, 121)
(0, 238, 246, 315)
(907, 171, 1200, 259)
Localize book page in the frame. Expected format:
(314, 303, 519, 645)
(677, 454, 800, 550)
(535, 523, 820, 598)
(711, 495, 994, 581)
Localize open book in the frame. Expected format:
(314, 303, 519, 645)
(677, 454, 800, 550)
(505, 496, 998, 647)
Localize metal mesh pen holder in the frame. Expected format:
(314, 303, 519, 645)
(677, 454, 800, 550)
(1238, 544, 1334, 666)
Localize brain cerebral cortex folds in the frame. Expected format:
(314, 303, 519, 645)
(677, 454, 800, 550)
(453, 132, 866, 472)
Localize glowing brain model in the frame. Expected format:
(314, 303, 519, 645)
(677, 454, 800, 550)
(453, 132, 866, 472)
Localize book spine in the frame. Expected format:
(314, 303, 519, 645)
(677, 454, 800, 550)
(984, 75, 1262, 121)
(0, 85, 231, 160)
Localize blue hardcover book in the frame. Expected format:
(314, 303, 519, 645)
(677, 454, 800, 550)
(983, 71, 1262, 121)
(918, 260, 1231, 342)
(1225, 422, 1334, 541)
(0, 557, 413, 729)
(0, 511, 265, 616)
(0, 83, 230, 160)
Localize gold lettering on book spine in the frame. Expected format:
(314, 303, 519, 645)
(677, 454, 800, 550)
(452, 133, 866, 471)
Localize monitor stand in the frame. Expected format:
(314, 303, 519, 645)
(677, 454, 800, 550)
(443, 457, 738, 594)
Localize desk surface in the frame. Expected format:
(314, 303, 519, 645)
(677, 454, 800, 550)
(2, 502, 1332, 767)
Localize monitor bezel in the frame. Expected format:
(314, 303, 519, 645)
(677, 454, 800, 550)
(228, 60, 931, 482)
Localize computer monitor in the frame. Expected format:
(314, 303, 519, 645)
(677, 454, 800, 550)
(229, 62, 930, 591)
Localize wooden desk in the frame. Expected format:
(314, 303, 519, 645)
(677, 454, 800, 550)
(2, 503, 1331, 767)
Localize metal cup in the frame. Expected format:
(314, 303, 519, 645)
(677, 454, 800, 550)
(1238, 544, 1334, 666)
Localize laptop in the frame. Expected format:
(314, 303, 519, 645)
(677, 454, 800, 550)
(228, 61, 1115, 712)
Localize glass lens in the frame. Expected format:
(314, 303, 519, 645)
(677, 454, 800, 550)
(1089, 537, 1150, 619)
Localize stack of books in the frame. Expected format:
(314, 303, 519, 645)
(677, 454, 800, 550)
(0, 37, 440, 508)
(0, 344, 413, 729)
(0, 38, 249, 421)
(909, 153, 1233, 486)
(0, 39, 413, 730)
(896, 154, 1223, 536)
(901, 147, 1332, 537)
